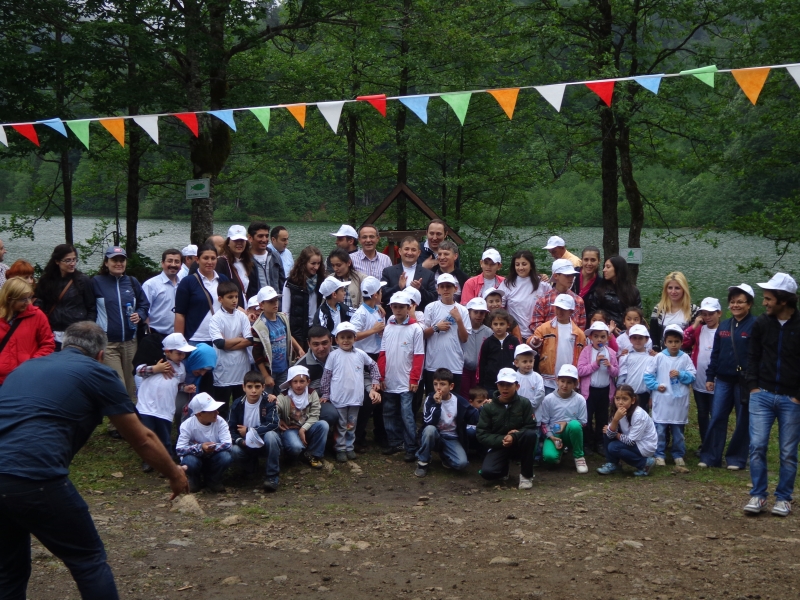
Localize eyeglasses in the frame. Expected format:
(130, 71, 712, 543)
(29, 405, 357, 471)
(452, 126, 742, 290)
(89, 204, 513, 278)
(15, 296, 33, 303)
(60, 258, 78, 264)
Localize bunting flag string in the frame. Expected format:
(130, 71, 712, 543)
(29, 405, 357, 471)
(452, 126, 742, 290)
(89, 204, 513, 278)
(1, 61, 799, 148)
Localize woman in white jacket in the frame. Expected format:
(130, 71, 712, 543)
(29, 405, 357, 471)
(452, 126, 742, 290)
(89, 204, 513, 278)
(596, 385, 658, 477)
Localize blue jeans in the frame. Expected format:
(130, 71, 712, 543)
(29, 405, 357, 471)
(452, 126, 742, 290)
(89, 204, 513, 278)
(655, 423, 685, 459)
(319, 401, 339, 434)
(693, 390, 714, 447)
(281, 421, 329, 459)
(181, 450, 233, 489)
(416, 425, 469, 470)
(0, 476, 118, 599)
(748, 390, 800, 502)
(699, 379, 750, 468)
(229, 430, 282, 478)
(139, 414, 173, 456)
(604, 438, 647, 469)
(383, 391, 418, 453)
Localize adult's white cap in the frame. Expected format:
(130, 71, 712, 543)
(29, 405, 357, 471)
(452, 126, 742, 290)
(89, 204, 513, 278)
(553, 293, 575, 310)
(361, 276, 386, 297)
(181, 244, 198, 257)
(587, 321, 610, 333)
(482, 286, 505, 299)
(757, 272, 798, 294)
(389, 292, 412, 305)
(496, 367, 518, 384)
(557, 364, 579, 379)
(543, 235, 566, 250)
(333, 321, 358, 336)
(628, 324, 650, 338)
(320, 276, 349, 298)
(188, 392, 225, 415)
(699, 297, 722, 312)
(664, 323, 684, 337)
(728, 283, 755, 298)
(481, 248, 502, 264)
(551, 258, 578, 275)
(227, 224, 248, 241)
(436, 273, 458, 286)
(280, 364, 310, 390)
(162, 332, 196, 352)
(514, 343, 535, 358)
(465, 297, 489, 311)
(330, 224, 358, 238)
(257, 286, 279, 303)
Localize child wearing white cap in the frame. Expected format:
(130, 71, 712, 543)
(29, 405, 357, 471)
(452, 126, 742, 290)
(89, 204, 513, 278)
(539, 364, 589, 473)
(276, 365, 329, 470)
(176, 393, 233, 493)
(529, 293, 586, 396)
(643, 324, 696, 467)
(460, 297, 493, 398)
(315, 276, 351, 335)
(135, 333, 198, 471)
(617, 324, 655, 409)
(682, 297, 722, 452)
(460, 248, 505, 305)
(514, 344, 546, 417)
(252, 285, 300, 395)
(577, 321, 620, 456)
(351, 276, 386, 355)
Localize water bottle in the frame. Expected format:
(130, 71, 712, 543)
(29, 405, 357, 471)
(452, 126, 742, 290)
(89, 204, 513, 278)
(670, 376, 681, 398)
(125, 303, 137, 330)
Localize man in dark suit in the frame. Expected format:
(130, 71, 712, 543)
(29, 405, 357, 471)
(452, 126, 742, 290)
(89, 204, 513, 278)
(382, 236, 437, 312)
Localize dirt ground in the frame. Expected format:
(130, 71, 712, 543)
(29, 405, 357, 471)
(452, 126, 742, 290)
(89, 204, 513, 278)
(27, 449, 800, 600)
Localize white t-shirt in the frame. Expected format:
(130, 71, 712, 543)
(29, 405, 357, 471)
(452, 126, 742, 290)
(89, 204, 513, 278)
(176, 415, 232, 449)
(539, 390, 588, 428)
(325, 348, 376, 408)
(517, 370, 546, 419)
(438, 395, 458, 438)
(498, 277, 551, 339)
(137, 361, 186, 422)
(243, 399, 262, 428)
(233, 260, 249, 293)
(209, 308, 253, 386)
(252, 253, 268, 289)
(423, 301, 471, 374)
(662, 311, 685, 328)
(481, 277, 497, 295)
(616, 331, 653, 355)
(380, 318, 425, 393)
(402, 263, 416, 283)
(693, 326, 717, 392)
(646, 351, 696, 424)
(555, 322, 575, 379)
(615, 405, 658, 457)
(618, 351, 652, 394)
(190, 272, 221, 343)
(590, 347, 611, 388)
(352, 303, 384, 355)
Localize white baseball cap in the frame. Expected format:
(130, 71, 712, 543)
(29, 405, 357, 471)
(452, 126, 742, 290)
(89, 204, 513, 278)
(188, 392, 224, 415)
(551, 258, 578, 275)
(330, 224, 358, 239)
(514, 343, 535, 358)
(404, 287, 421, 306)
(389, 292, 412, 306)
(553, 293, 575, 310)
(245, 428, 265, 449)
(361, 276, 386, 297)
(227, 224, 248, 241)
(320, 275, 350, 298)
(496, 367, 518, 384)
(664, 323, 684, 337)
(257, 286, 279, 303)
(280, 364, 310, 390)
(181, 244, 198, 257)
(557, 364, 579, 379)
(465, 297, 489, 311)
(162, 333, 196, 352)
(247, 296, 260, 309)
(587, 321, 610, 333)
(628, 324, 650, 338)
(728, 283, 755, 298)
(481, 248, 502, 264)
(333, 322, 358, 336)
(482, 286, 505, 299)
(757, 272, 797, 294)
(699, 297, 722, 312)
(543, 235, 566, 250)
(436, 273, 458, 286)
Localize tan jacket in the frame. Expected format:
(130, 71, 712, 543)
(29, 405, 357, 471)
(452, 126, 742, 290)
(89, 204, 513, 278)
(528, 318, 586, 377)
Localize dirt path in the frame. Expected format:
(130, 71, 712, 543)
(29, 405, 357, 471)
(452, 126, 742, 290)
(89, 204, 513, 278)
(27, 452, 800, 599)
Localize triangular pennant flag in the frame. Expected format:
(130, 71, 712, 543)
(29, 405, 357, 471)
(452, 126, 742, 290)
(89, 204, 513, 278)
(356, 94, 387, 117)
(732, 67, 770, 105)
(488, 88, 520, 119)
(0, 126, 7, 147)
(285, 104, 306, 128)
(174, 112, 199, 137)
(585, 80, 615, 106)
(208, 109, 237, 132)
(534, 84, 567, 112)
(133, 115, 159, 144)
(317, 101, 345, 133)
(441, 92, 472, 125)
(398, 96, 429, 124)
(66, 120, 91, 149)
(634, 75, 663, 95)
(786, 65, 800, 89)
(99, 118, 125, 147)
(11, 124, 39, 146)
(38, 118, 67, 137)
(250, 107, 270, 132)
(680, 65, 718, 88)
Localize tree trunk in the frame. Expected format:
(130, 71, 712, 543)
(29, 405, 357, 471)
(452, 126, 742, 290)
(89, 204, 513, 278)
(345, 112, 357, 222)
(618, 122, 643, 283)
(454, 128, 465, 225)
(61, 150, 73, 244)
(600, 107, 619, 259)
(125, 123, 141, 255)
(394, 0, 411, 230)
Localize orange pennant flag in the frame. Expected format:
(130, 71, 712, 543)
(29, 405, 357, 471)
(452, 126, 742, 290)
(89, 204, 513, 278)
(285, 104, 306, 128)
(731, 67, 770, 105)
(99, 118, 125, 147)
(488, 88, 520, 119)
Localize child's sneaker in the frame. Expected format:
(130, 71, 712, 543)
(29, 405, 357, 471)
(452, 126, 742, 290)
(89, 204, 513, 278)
(336, 451, 348, 463)
(414, 462, 429, 478)
(305, 453, 324, 469)
(654, 457, 666, 466)
(403, 452, 417, 463)
(772, 500, 792, 517)
(743, 496, 767, 515)
(263, 477, 279, 493)
(346, 450, 357, 460)
(674, 457, 686, 467)
(596, 462, 619, 475)
(518, 474, 534, 490)
(574, 457, 588, 474)
(634, 457, 656, 477)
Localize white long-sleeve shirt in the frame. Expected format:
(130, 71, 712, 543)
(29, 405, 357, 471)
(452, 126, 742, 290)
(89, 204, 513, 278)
(539, 390, 587, 435)
(606, 405, 657, 456)
(617, 351, 653, 394)
(644, 351, 696, 424)
(516, 370, 546, 419)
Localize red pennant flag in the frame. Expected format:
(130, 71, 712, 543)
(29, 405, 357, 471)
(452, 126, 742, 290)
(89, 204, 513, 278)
(11, 124, 39, 146)
(585, 80, 615, 107)
(174, 112, 199, 137)
(356, 94, 387, 117)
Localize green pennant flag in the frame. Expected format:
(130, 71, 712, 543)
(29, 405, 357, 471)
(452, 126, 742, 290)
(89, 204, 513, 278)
(679, 65, 718, 88)
(250, 107, 270, 132)
(66, 119, 91, 149)
(441, 92, 472, 125)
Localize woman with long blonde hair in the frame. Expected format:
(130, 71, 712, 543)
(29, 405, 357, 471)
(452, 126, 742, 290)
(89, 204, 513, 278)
(649, 272, 699, 351)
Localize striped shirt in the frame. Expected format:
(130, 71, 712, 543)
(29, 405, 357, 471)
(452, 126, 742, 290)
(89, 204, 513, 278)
(350, 249, 392, 280)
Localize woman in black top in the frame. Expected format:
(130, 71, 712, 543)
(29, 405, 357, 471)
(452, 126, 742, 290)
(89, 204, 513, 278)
(585, 255, 641, 334)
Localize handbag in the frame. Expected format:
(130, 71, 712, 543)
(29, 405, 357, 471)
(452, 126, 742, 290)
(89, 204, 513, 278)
(46, 279, 73, 316)
(729, 320, 750, 404)
(194, 273, 215, 315)
(0, 318, 23, 355)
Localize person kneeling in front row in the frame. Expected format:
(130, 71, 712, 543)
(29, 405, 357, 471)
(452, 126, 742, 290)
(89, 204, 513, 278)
(177, 393, 233, 493)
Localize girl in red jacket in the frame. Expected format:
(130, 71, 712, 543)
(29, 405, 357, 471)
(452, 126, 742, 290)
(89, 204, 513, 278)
(0, 277, 55, 385)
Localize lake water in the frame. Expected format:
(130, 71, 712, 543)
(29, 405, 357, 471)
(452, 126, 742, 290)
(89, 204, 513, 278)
(2, 215, 792, 311)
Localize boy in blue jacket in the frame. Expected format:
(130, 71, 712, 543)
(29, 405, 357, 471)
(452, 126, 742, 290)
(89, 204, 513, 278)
(414, 368, 480, 477)
(228, 371, 282, 491)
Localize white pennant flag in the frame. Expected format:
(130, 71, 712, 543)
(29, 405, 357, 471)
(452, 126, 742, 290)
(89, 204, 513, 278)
(534, 84, 567, 112)
(0, 126, 7, 147)
(316, 101, 345, 133)
(133, 115, 159, 144)
(786, 65, 800, 89)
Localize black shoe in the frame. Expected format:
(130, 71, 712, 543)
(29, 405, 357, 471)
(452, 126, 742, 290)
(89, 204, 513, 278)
(141, 462, 153, 473)
(404, 452, 417, 463)
(414, 463, 429, 477)
(108, 430, 123, 440)
(263, 477, 279, 492)
(346, 450, 357, 460)
(382, 445, 404, 456)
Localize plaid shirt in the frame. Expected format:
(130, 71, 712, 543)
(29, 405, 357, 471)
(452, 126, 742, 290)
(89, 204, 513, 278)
(530, 288, 586, 333)
(350, 249, 392, 280)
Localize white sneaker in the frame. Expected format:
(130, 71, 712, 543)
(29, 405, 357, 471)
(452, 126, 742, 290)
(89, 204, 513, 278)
(772, 500, 792, 517)
(727, 465, 741, 471)
(654, 458, 666, 466)
(518, 474, 533, 490)
(697, 462, 708, 468)
(744, 496, 767, 514)
(574, 457, 588, 474)
(674, 457, 686, 467)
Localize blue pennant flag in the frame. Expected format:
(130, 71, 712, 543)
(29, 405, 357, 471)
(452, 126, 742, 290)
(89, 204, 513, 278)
(38, 118, 67, 137)
(399, 96, 429, 124)
(209, 110, 237, 132)
(634, 75, 663, 95)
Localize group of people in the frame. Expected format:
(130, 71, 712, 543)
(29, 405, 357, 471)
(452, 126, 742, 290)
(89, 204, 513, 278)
(0, 220, 798, 597)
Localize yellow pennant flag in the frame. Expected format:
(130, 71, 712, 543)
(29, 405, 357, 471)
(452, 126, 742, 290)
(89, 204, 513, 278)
(731, 67, 770, 105)
(488, 88, 520, 119)
(285, 104, 306, 128)
(99, 118, 125, 147)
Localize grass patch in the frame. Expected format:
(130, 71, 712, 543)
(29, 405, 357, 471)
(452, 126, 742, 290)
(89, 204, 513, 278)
(130, 549, 148, 558)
